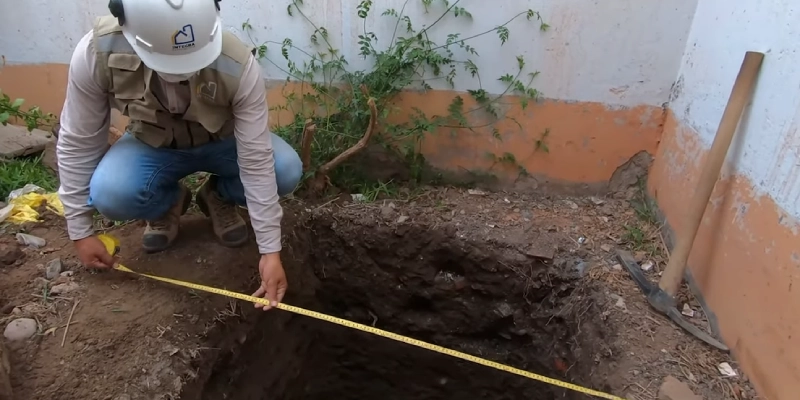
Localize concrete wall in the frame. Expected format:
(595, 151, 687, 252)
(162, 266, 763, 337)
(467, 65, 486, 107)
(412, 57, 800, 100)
(0, 0, 698, 189)
(648, 1, 800, 398)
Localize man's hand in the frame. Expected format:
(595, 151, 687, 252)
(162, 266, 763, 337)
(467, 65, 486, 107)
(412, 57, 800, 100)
(252, 252, 287, 311)
(74, 236, 116, 268)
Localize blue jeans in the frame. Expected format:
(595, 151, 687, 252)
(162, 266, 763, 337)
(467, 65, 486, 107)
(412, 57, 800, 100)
(88, 133, 302, 221)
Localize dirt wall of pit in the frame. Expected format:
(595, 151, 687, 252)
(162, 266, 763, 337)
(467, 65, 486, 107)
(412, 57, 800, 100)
(193, 209, 616, 400)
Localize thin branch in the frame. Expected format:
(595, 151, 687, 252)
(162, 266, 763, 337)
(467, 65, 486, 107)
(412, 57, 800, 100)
(428, 11, 530, 52)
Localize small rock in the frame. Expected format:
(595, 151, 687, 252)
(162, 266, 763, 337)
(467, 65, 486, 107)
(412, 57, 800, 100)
(0, 244, 23, 266)
(574, 260, 589, 276)
(0, 304, 14, 315)
(564, 200, 579, 209)
(52, 276, 71, 286)
(350, 193, 366, 202)
(60, 271, 74, 277)
(45, 258, 63, 279)
(467, 189, 487, 196)
(658, 376, 702, 400)
(718, 362, 738, 377)
(681, 303, 695, 318)
(641, 260, 654, 271)
(634, 251, 647, 262)
(610, 294, 627, 311)
(611, 263, 623, 271)
(11, 308, 21, 315)
(494, 302, 514, 318)
(396, 215, 409, 223)
(380, 205, 394, 218)
(50, 282, 80, 295)
(3, 318, 38, 341)
(600, 244, 613, 252)
(590, 196, 605, 205)
(15, 233, 46, 249)
(526, 238, 556, 261)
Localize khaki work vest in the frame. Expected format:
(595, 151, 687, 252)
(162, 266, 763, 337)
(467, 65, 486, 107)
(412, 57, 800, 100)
(91, 16, 255, 149)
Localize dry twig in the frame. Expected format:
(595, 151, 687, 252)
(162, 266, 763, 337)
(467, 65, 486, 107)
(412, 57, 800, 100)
(61, 300, 80, 347)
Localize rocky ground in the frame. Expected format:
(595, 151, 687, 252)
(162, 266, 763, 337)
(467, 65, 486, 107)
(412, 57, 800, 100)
(0, 185, 759, 400)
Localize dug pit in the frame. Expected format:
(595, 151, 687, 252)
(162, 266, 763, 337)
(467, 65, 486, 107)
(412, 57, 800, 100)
(198, 213, 615, 399)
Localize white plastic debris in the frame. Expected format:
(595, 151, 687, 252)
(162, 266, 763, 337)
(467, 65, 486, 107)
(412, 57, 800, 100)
(350, 193, 366, 202)
(717, 362, 738, 377)
(641, 260, 654, 271)
(6, 183, 46, 202)
(467, 189, 487, 196)
(0, 203, 13, 223)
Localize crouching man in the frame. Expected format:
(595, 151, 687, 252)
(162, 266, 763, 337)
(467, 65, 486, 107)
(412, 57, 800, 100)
(56, 0, 301, 309)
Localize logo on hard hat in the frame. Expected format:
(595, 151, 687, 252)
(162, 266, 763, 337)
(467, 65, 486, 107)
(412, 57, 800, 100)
(172, 24, 196, 50)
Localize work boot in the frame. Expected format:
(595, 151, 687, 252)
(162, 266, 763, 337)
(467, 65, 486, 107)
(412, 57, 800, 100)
(142, 183, 191, 253)
(196, 176, 249, 247)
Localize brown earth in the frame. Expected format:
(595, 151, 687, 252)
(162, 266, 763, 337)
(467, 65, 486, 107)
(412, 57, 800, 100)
(0, 187, 759, 400)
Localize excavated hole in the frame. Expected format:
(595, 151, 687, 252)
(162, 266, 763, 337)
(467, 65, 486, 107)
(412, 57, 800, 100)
(200, 215, 612, 400)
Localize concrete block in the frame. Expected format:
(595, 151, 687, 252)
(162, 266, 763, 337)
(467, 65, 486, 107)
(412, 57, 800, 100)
(0, 124, 54, 158)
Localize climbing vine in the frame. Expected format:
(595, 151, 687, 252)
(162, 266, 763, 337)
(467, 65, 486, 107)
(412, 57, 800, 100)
(242, 0, 550, 194)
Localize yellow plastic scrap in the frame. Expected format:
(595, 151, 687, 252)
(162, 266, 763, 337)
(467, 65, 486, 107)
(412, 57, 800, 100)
(4, 192, 64, 224)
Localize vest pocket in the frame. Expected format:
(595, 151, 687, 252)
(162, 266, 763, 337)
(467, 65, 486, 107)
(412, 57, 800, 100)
(108, 54, 145, 100)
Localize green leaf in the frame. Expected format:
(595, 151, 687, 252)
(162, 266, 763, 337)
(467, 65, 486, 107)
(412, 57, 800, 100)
(0, 112, 10, 125)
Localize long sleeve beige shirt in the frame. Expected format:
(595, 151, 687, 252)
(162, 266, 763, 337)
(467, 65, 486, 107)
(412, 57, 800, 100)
(56, 30, 283, 254)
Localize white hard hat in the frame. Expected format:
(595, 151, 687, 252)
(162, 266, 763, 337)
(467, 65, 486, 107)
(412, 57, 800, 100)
(109, 0, 223, 74)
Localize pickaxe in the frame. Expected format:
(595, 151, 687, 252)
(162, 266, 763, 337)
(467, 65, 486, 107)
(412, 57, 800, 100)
(617, 51, 764, 351)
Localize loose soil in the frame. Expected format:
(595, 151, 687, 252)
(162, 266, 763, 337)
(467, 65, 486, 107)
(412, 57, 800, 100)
(0, 187, 759, 400)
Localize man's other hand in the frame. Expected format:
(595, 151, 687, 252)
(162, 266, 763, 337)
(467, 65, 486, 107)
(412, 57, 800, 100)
(74, 236, 116, 268)
(252, 252, 287, 311)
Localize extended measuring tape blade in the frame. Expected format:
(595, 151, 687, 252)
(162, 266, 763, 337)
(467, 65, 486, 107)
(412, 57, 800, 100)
(95, 234, 624, 400)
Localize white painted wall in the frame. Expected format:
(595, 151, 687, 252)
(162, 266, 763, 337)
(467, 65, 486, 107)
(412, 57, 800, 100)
(0, 0, 697, 107)
(670, 0, 800, 218)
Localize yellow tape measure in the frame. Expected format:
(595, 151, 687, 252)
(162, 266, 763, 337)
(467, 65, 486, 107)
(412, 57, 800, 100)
(97, 234, 623, 400)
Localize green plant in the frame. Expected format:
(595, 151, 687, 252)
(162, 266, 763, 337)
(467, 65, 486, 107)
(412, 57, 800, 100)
(0, 91, 57, 131)
(243, 0, 549, 195)
(0, 154, 58, 199)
